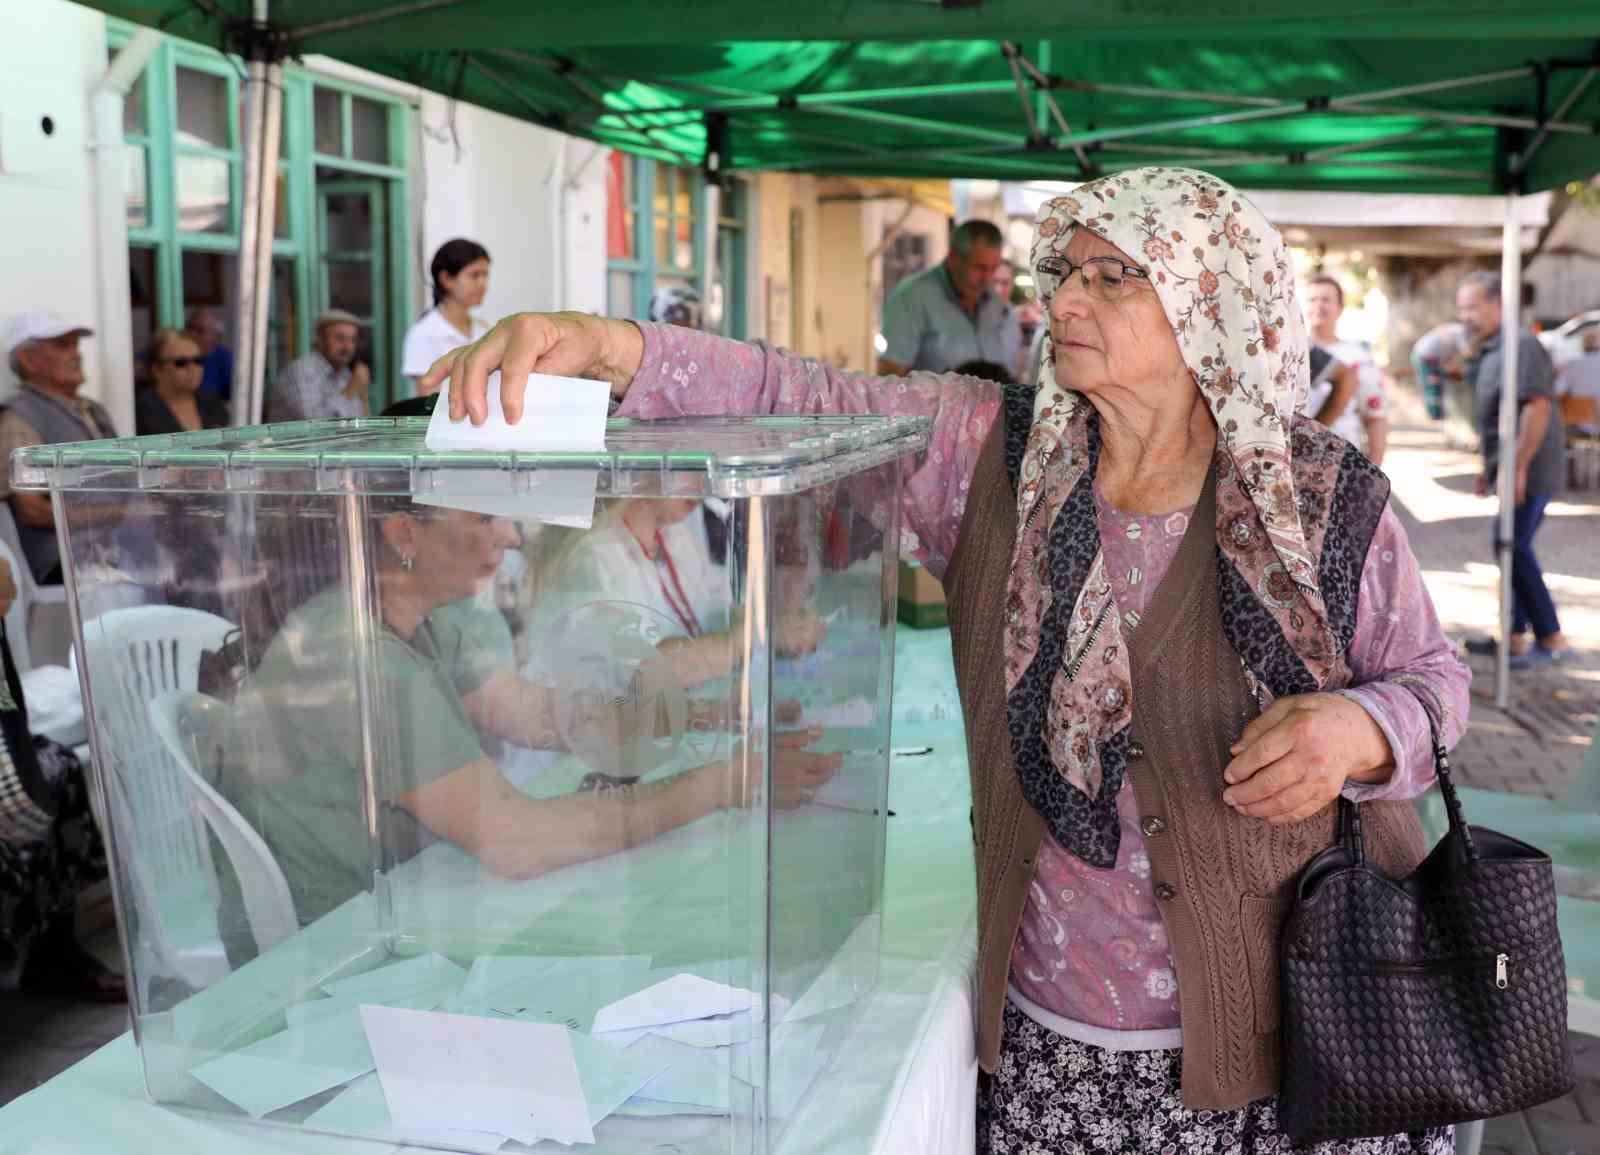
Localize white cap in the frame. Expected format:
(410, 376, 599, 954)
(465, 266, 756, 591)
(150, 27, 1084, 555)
(5, 312, 93, 359)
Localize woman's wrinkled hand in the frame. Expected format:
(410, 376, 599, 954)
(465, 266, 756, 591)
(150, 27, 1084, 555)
(417, 312, 645, 426)
(1220, 692, 1393, 824)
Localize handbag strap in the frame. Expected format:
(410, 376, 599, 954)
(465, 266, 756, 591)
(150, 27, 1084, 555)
(1338, 730, 1477, 865)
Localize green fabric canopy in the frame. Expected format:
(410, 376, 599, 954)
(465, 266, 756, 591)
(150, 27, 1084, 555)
(95, 2, 1600, 193)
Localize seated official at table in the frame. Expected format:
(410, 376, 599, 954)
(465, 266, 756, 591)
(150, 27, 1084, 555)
(215, 498, 840, 959)
(529, 497, 826, 691)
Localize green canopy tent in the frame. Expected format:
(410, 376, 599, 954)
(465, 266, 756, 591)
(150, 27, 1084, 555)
(84, 0, 1600, 705)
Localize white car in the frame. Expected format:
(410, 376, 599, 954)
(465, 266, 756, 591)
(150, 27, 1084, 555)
(1537, 309, 1600, 372)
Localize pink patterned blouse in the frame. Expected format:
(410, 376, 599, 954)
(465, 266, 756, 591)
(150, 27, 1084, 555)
(620, 322, 1471, 1041)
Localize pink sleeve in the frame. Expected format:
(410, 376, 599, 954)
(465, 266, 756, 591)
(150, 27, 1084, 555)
(618, 322, 1001, 579)
(1337, 504, 1472, 803)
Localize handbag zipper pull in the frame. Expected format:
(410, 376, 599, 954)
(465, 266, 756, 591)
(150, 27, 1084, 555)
(1495, 953, 1509, 990)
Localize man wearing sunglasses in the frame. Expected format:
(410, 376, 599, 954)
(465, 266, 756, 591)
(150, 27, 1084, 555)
(0, 313, 118, 584)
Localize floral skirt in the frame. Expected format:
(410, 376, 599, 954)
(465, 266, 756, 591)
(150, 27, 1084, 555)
(977, 1002, 1454, 1155)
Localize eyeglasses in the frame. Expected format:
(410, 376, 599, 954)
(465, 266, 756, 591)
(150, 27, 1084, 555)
(1034, 256, 1151, 303)
(157, 357, 203, 368)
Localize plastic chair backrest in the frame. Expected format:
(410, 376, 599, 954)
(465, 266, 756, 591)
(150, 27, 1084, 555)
(149, 690, 297, 955)
(74, 605, 236, 984)
(0, 536, 33, 673)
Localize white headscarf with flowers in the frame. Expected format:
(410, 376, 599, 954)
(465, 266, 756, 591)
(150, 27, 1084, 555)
(1026, 167, 1319, 597)
(1001, 168, 1369, 861)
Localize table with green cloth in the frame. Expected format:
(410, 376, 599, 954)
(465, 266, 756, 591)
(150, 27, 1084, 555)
(0, 625, 982, 1155)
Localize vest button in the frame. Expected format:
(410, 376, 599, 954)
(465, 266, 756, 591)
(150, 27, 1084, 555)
(1128, 738, 1145, 760)
(1154, 882, 1177, 902)
(1141, 816, 1166, 837)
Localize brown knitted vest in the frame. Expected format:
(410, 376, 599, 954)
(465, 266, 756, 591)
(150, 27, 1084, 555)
(943, 414, 1429, 1109)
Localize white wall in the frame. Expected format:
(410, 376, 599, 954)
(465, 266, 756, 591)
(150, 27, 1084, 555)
(0, 17, 608, 435)
(415, 93, 608, 327)
(0, 0, 130, 431)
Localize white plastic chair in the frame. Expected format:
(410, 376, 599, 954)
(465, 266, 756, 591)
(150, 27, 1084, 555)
(149, 690, 297, 955)
(0, 502, 68, 668)
(0, 536, 32, 672)
(74, 605, 237, 988)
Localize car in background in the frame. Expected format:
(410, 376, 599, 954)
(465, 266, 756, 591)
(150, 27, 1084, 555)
(1537, 309, 1600, 372)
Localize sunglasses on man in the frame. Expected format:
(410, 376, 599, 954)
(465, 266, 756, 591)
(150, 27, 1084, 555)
(156, 356, 204, 368)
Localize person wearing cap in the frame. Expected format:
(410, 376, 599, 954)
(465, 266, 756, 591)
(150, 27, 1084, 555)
(266, 309, 370, 423)
(1, 313, 118, 584)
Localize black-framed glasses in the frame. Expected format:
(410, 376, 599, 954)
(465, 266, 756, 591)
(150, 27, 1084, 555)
(1035, 256, 1151, 303)
(157, 356, 203, 368)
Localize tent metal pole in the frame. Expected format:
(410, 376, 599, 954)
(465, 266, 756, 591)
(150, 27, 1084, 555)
(1048, 77, 1281, 108)
(1515, 66, 1600, 175)
(289, 0, 472, 41)
(1033, 41, 1052, 136)
(1012, 43, 1094, 173)
(1332, 103, 1592, 135)
(806, 103, 1022, 146)
(1050, 103, 1304, 150)
(1495, 192, 1521, 708)
(1001, 43, 1042, 141)
(700, 182, 720, 343)
(233, 0, 273, 427)
(1326, 67, 1535, 107)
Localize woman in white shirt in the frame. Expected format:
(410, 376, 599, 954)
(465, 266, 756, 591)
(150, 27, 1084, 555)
(402, 238, 491, 394)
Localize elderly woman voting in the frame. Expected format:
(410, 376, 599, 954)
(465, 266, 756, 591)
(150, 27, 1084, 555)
(427, 168, 1468, 1155)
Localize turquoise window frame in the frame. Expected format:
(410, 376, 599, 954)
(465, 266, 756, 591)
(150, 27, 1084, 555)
(109, 18, 413, 408)
(606, 156, 747, 339)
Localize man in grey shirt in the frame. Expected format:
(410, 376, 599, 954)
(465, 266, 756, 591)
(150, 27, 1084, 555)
(266, 309, 370, 422)
(878, 220, 1019, 376)
(1456, 270, 1568, 669)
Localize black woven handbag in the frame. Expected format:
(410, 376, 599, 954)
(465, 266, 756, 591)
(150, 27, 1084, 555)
(1279, 738, 1575, 1145)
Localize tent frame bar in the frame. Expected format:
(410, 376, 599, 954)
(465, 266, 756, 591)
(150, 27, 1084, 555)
(290, 0, 473, 41)
(1515, 66, 1600, 175)
(1008, 43, 1095, 173)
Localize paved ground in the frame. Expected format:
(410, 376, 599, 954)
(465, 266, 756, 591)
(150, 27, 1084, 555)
(1381, 415, 1599, 1155)
(0, 413, 1596, 1154)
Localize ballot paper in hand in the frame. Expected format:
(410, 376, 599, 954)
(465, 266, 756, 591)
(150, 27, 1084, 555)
(424, 369, 609, 453)
(420, 369, 611, 528)
(360, 1004, 593, 1147)
(591, 973, 762, 1034)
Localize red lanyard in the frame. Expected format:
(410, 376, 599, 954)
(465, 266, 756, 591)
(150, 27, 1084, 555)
(652, 529, 702, 638)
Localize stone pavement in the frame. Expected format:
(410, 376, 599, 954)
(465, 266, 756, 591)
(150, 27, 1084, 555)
(1383, 418, 1600, 1155)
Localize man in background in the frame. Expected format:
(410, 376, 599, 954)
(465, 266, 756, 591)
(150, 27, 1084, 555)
(267, 310, 369, 422)
(1302, 275, 1391, 465)
(1456, 270, 1568, 669)
(879, 220, 1015, 376)
(0, 314, 117, 583)
(185, 306, 233, 409)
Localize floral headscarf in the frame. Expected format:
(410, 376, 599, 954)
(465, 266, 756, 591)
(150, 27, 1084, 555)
(1002, 167, 1383, 867)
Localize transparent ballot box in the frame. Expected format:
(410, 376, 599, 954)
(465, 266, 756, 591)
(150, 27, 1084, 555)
(15, 412, 928, 1153)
